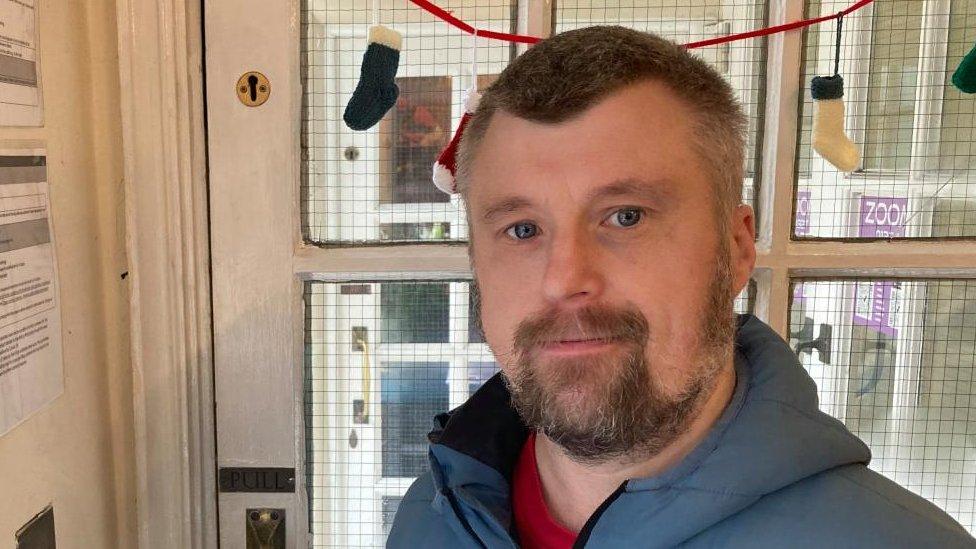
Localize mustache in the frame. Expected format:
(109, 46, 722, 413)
(513, 304, 649, 352)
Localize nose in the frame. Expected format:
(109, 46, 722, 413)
(541, 226, 606, 306)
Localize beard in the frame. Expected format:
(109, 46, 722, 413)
(499, 247, 736, 465)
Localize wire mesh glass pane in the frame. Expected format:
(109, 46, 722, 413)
(381, 496, 401, 537)
(305, 278, 754, 547)
(554, 0, 768, 209)
(301, 0, 516, 245)
(862, 1, 923, 172)
(304, 280, 497, 547)
(789, 278, 976, 534)
(380, 282, 450, 343)
(795, 0, 976, 239)
(734, 278, 755, 314)
(380, 361, 449, 477)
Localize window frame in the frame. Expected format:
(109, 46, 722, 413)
(795, 0, 958, 239)
(295, 0, 976, 334)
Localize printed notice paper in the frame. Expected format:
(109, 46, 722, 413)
(0, 0, 43, 126)
(0, 149, 63, 436)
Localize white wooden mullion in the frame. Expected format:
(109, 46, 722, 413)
(910, 0, 951, 174)
(778, 238, 976, 269)
(749, 268, 769, 325)
(295, 245, 470, 278)
(754, 0, 804, 334)
(757, 0, 802, 251)
(518, 0, 553, 55)
(888, 280, 926, 449)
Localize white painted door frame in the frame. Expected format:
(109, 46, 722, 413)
(115, 0, 216, 546)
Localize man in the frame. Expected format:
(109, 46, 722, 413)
(388, 26, 974, 548)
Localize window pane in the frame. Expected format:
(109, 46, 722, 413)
(301, 0, 516, 244)
(795, 1, 976, 239)
(306, 275, 757, 546)
(381, 496, 402, 537)
(380, 76, 453, 205)
(468, 283, 485, 344)
(305, 280, 494, 547)
(554, 0, 768, 209)
(380, 282, 449, 343)
(862, 0, 922, 172)
(468, 360, 499, 395)
(735, 279, 756, 315)
(941, 4, 976, 174)
(381, 361, 449, 477)
(789, 279, 976, 534)
(378, 221, 451, 241)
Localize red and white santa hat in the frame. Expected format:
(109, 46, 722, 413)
(433, 87, 481, 195)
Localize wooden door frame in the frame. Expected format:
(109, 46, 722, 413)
(115, 0, 216, 546)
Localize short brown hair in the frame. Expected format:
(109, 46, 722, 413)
(456, 26, 747, 219)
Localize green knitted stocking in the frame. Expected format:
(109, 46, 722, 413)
(952, 41, 976, 94)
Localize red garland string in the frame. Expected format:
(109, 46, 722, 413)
(406, 0, 875, 49)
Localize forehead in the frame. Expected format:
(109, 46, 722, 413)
(466, 81, 709, 210)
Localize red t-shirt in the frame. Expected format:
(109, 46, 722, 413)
(512, 432, 578, 549)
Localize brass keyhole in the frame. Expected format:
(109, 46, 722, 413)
(247, 74, 258, 102)
(236, 71, 270, 107)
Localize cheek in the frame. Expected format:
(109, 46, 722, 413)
(474, 263, 537, 361)
(624, 245, 718, 344)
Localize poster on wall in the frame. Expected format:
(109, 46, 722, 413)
(0, 0, 43, 126)
(852, 195, 909, 338)
(0, 147, 63, 437)
(793, 189, 811, 303)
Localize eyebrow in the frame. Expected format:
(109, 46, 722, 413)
(586, 178, 676, 205)
(479, 178, 676, 224)
(480, 196, 535, 224)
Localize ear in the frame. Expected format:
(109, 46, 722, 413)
(729, 204, 756, 295)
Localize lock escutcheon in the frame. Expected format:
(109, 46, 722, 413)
(237, 71, 271, 107)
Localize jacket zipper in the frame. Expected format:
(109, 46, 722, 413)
(443, 487, 489, 549)
(572, 483, 627, 548)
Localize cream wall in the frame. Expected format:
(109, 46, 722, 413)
(0, 0, 134, 547)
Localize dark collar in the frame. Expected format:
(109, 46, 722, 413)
(429, 373, 529, 483)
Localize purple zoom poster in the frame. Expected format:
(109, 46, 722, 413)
(853, 196, 908, 337)
(793, 190, 811, 304)
(795, 189, 812, 236)
(857, 195, 908, 238)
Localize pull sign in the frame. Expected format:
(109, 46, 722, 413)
(236, 71, 271, 107)
(219, 467, 295, 493)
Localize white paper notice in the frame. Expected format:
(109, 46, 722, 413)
(0, 148, 62, 436)
(0, 0, 42, 126)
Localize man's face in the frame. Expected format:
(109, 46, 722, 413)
(466, 81, 755, 462)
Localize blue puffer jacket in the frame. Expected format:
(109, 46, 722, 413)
(388, 315, 975, 548)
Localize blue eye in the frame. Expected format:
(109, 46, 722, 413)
(505, 222, 538, 240)
(608, 208, 643, 228)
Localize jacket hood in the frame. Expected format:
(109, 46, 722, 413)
(424, 314, 871, 547)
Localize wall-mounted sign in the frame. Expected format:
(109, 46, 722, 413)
(0, 147, 63, 436)
(852, 195, 908, 338)
(0, 0, 43, 126)
(219, 467, 296, 493)
(857, 195, 908, 239)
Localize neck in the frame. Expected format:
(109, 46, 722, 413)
(533, 361, 737, 533)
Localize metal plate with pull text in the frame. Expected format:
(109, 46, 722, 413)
(219, 467, 295, 492)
